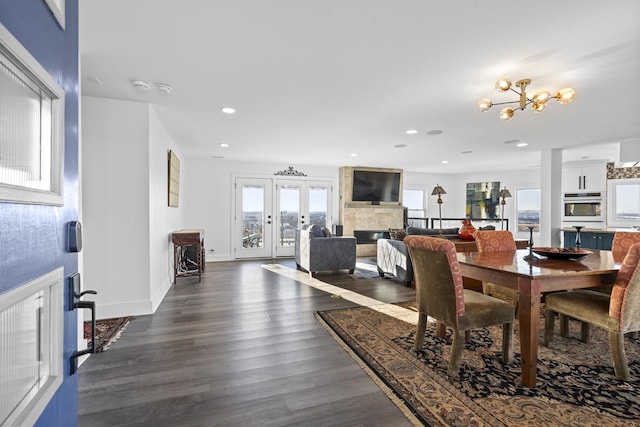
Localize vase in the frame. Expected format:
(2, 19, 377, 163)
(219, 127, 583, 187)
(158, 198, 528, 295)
(458, 219, 476, 240)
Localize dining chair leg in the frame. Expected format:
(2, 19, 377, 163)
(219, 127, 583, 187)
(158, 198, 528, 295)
(543, 309, 555, 346)
(559, 314, 569, 337)
(447, 329, 465, 377)
(580, 322, 592, 343)
(435, 321, 446, 338)
(413, 313, 428, 353)
(502, 322, 513, 364)
(609, 331, 631, 381)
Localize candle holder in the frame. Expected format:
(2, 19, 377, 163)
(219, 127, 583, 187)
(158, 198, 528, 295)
(523, 226, 538, 260)
(573, 226, 583, 249)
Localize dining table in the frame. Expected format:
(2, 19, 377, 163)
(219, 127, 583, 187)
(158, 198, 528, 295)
(456, 248, 622, 387)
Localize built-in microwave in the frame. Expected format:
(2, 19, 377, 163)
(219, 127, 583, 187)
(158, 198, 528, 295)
(562, 192, 605, 222)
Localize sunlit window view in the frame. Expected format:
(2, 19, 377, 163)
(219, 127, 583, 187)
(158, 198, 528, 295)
(517, 188, 540, 232)
(403, 189, 426, 227)
(308, 187, 328, 227)
(614, 183, 640, 220)
(279, 186, 300, 247)
(242, 186, 264, 248)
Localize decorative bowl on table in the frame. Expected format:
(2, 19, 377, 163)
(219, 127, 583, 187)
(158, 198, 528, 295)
(531, 247, 593, 260)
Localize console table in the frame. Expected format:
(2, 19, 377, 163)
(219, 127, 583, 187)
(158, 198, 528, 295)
(172, 229, 205, 283)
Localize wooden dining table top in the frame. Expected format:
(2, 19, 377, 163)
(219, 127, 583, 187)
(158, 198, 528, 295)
(457, 248, 622, 290)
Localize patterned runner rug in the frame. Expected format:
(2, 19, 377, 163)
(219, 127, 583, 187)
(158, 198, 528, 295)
(315, 304, 640, 426)
(84, 317, 132, 352)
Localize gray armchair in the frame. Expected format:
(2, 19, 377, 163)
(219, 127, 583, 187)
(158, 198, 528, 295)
(295, 226, 356, 277)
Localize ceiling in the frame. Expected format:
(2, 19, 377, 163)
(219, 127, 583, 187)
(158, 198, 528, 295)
(79, 0, 640, 174)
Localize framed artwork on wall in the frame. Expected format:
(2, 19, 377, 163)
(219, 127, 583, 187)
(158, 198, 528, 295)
(466, 181, 500, 219)
(43, 0, 65, 30)
(168, 150, 180, 207)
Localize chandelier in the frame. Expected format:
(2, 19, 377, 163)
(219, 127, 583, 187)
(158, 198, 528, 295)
(477, 77, 575, 121)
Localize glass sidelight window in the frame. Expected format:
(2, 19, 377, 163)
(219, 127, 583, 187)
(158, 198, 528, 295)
(0, 23, 64, 205)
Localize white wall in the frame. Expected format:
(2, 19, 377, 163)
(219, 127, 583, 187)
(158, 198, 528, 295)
(181, 165, 542, 260)
(82, 96, 183, 319)
(182, 158, 337, 260)
(404, 168, 541, 239)
(148, 108, 184, 311)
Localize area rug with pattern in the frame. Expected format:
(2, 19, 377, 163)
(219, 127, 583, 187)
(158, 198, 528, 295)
(315, 304, 640, 427)
(84, 317, 132, 352)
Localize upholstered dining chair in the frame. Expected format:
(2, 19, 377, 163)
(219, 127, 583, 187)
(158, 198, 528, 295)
(543, 242, 640, 381)
(475, 230, 519, 314)
(404, 235, 514, 377)
(564, 231, 640, 340)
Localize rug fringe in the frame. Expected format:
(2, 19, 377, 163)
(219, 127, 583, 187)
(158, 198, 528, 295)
(95, 318, 131, 352)
(314, 311, 425, 427)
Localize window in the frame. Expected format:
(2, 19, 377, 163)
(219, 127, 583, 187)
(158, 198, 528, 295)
(403, 189, 426, 227)
(516, 188, 540, 232)
(0, 23, 64, 205)
(607, 178, 640, 226)
(0, 268, 63, 426)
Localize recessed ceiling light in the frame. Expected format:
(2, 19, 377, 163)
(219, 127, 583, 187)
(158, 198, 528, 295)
(516, 142, 528, 147)
(504, 139, 520, 145)
(219, 143, 229, 148)
(441, 160, 449, 164)
(131, 80, 150, 91)
(86, 76, 101, 84)
(581, 155, 590, 159)
(394, 144, 408, 148)
(210, 155, 224, 159)
(350, 153, 358, 157)
(427, 130, 443, 136)
(156, 83, 172, 94)
(406, 129, 418, 135)
(460, 150, 473, 154)
(221, 107, 236, 114)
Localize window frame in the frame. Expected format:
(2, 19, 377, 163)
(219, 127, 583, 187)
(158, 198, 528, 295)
(607, 178, 640, 227)
(0, 23, 65, 206)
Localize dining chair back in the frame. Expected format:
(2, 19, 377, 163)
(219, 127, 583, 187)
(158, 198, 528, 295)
(612, 231, 640, 260)
(404, 235, 514, 377)
(475, 230, 517, 252)
(475, 230, 519, 312)
(544, 243, 640, 380)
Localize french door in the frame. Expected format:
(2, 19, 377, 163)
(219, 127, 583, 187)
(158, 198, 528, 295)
(234, 177, 332, 259)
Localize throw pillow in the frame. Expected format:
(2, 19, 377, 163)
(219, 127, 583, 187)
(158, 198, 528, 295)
(322, 227, 333, 237)
(310, 224, 325, 238)
(389, 228, 406, 240)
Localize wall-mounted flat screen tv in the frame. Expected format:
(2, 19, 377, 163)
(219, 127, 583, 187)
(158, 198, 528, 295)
(352, 170, 401, 202)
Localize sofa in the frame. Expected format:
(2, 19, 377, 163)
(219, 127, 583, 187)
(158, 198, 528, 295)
(295, 225, 357, 277)
(376, 226, 460, 285)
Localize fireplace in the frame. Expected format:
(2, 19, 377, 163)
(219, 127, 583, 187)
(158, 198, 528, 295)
(353, 229, 390, 245)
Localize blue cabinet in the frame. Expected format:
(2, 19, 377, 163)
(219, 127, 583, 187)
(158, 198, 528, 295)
(563, 230, 614, 250)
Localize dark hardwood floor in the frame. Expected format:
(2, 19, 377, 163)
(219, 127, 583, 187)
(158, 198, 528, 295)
(77, 259, 417, 427)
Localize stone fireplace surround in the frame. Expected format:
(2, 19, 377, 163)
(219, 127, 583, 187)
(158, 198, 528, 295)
(338, 166, 404, 256)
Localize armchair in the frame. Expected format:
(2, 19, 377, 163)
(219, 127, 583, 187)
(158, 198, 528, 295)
(295, 226, 356, 277)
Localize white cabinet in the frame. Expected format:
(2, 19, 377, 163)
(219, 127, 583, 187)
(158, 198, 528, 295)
(562, 163, 606, 193)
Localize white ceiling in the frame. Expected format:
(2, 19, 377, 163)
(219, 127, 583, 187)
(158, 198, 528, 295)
(79, 0, 640, 174)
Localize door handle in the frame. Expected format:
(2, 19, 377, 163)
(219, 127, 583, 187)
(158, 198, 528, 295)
(69, 273, 98, 374)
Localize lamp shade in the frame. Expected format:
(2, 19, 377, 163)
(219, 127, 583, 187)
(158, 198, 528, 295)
(499, 187, 512, 199)
(477, 98, 492, 112)
(431, 185, 446, 196)
(556, 88, 576, 104)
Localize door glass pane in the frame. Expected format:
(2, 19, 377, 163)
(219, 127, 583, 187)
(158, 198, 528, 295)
(516, 188, 540, 232)
(309, 187, 328, 228)
(242, 185, 264, 248)
(278, 185, 300, 247)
